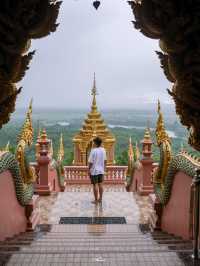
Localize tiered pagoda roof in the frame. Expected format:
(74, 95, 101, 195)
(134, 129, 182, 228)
(73, 74, 115, 145)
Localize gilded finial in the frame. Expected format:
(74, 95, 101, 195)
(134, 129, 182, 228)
(128, 137, 134, 160)
(18, 99, 33, 146)
(57, 133, 65, 162)
(158, 99, 161, 113)
(41, 129, 48, 141)
(127, 136, 134, 177)
(156, 99, 170, 145)
(144, 127, 151, 140)
(135, 141, 140, 161)
(91, 72, 98, 112)
(92, 72, 97, 96)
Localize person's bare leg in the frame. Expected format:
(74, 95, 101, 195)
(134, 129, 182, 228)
(98, 183, 103, 202)
(92, 184, 99, 203)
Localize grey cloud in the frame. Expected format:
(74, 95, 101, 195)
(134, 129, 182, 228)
(17, 0, 172, 109)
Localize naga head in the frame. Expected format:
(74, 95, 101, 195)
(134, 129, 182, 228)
(18, 99, 33, 147)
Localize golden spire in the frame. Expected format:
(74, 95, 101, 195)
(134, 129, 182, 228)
(156, 100, 170, 145)
(57, 133, 65, 162)
(128, 137, 134, 160)
(127, 137, 134, 176)
(91, 72, 98, 113)
(135, 141, 140, 161)
(18, 99, 33, 146)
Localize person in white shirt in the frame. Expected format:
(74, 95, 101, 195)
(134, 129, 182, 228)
(88, 137, 107, 204)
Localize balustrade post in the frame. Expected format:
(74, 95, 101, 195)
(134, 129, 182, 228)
(193, 168, 200, 260)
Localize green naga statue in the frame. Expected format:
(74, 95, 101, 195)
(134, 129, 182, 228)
(0, 101, 36, 206)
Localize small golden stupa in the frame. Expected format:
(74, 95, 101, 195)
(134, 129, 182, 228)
(73, 74, 116, 166)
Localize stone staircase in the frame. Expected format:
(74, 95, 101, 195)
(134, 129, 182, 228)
(0, 224, 195, 265)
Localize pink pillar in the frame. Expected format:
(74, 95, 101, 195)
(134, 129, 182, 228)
(34, 130, 52, 195)
(138, 128, 154, 195)
(138, 158, 154, 195)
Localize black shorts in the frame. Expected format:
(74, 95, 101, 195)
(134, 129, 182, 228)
(90, 174, 104, 185)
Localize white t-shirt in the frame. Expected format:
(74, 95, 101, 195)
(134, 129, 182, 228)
(88, 147, 107, 175)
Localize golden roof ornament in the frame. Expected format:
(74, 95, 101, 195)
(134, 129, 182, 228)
(153, 100, 172, 185)
(41, 129, 48, 141)
(91, 72, 98, 113)
(57, 133, 65, 162)
(128, 137, 134, 160)
(135, 141, 140, 161)
(18, 99, 33, 146)
(144, 127, 151, 140)
(156, 100, 170, 146)
(127, 137, 134, 177)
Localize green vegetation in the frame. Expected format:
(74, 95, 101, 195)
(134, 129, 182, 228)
(0, 108, 199, 166)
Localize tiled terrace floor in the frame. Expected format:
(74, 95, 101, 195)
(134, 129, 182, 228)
(49, 185, 141, 224)
(37, 185, 153, 225)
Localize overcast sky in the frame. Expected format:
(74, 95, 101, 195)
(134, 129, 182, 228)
(17, 0, 173, 110)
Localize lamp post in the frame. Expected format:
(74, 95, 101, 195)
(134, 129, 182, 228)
(193, 168, 200, 260)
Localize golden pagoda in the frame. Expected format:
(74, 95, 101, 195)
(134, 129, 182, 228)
(73, 74, 116, 166)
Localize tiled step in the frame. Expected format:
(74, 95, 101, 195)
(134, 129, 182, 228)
(1, 251, 193, 266)
(0, 235, 191, 244)
(0, 228, 194, 266)
(0, 242, 193, 253)
(0, 223, 194, 265)
(1, 236, 188, 243)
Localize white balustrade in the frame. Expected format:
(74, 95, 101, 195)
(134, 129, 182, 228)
(64, 166, 127, 184)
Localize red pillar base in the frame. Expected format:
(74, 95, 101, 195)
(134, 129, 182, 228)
(138, 184, 154, 196)
(26, 195, 40, 231)
(34, 184, 52, 196)
(148, 193, 163, 231)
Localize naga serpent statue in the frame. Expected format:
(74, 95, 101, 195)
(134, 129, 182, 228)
(129, 0, 200, 151)
(0, 0, 61, 129)
(153, 100, 172, 189)
(153, 101, 200, 205)
(0, 101, 36, 206)
(16, 100, 36, 185)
